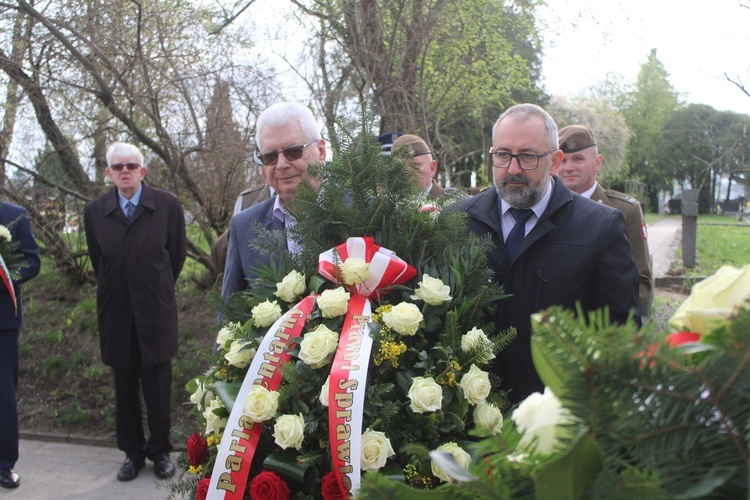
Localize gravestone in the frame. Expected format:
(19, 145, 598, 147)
(682, 190, 698, 269)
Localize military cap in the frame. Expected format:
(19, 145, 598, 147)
(558, 125, 597, 153)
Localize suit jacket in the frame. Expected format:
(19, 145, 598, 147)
(221, 196, 283, 303)
(458, 177, 640, 403)
(590, 183, 653, 317)
(84, 184, 187, 368)
(0, 202, 41, 331)
(209, 184, 272, 279)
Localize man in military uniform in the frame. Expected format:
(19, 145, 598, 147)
(558, 124, 653, 318)
(209, 184, 272, 283)
(391, 134, 447, 198)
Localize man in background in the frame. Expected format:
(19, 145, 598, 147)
(458, 103, 640, 404)
(558, 124, 653, 318)
(0, 201, 41, 489)
(84, 142, 187, 482)
(391, 133, 446, 198)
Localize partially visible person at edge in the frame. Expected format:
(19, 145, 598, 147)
(457, 103, 641, 405)
(558, 124, 654, 319)
(209, 182, 272, 285)
(0, 202, 41, 490)
(391, 133, 450, 198)
(83, 142, 187, 482)
(220, 102, 326, 302)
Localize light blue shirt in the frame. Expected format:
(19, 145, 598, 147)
(499, 177, 555, 241)
(118, 185, 143, 213)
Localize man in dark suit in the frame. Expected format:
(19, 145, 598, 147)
(221, 102, 327, 301)
(0, 202, 40, 489)
(457, 103, 640, 404)
(391, 133, 447, 198)
(558, 125, 653, 319)
(83, 142, 187, 481)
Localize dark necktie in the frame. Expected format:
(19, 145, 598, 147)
(125, 201, 135, 219)
(505, 208, 533, 263)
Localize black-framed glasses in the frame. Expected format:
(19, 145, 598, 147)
(109, 162, 141, 171)
(256, 140, 317, 167)
(489, 149, 554, 170)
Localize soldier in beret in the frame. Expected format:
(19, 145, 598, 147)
(558, 124, 653, 319)
(391, 134, 447, 198)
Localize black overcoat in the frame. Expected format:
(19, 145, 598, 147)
(84, 184, 187, 369)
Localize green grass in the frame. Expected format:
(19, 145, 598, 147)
(676, 214, 750, 277)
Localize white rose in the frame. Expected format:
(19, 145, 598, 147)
(243, 385, 280, 423)
(473, 402, 504, 435)
(407, 376, 443, 413)
(410, 274, 452, 306)
(382, 302, 423, 336)
(319, 376, 330, 407)
(431, 442, 471, 483)
(215, 323, 239, 348)
(298, 325, 339, 369)
(274, 270, 306, 303)
(273, 413, 306, 450)
(189, 379, 215, 411)
(203, 398, 227, 435)
(511, 387, 574, 454)
(224, 340, 256, 368)
(460, 327, 496, 363)
(360, 429, 396, 471)
(341, 257, 370, 285)
(459, 364, 491, 405)
(317, 287, 350, 318)
(252, 300, 283, 328)
(0, 225, 11, 242)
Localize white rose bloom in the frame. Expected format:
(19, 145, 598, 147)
(0, 225, 11, 242)
(215, 325, 234, 348)
(382, 302, 423, 336)
(431, 442, 471, 483)
(460, 327, 496, 363)
(203, 398, 228, 435)
(360, 429, 396, 471)
(298, 325, 339, 369)
(340, 257, 370, 285)
(473, 402, 504, 435)
(243, 385, 280, 423)
(224, 340, 256, 368)
(319, 376, 330, 407)
(252, 300, 283, 328)
(407, 376, 443, 413)
(459, 364, 491, 405)
(410, 274, 452, 306)
(317, 287, 350, 318)
(189, 379, 215, 410)
(273, 413, 306, 450)
(274, 270, 306, 303)
(511, 387, 574, 454)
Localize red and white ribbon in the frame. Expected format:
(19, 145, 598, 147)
(0, 253, 16, 316)
(208, 295, 316, 500)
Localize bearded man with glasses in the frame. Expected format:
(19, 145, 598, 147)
(457, 103, 640, 404)
(221, 102, 327, 302)
(84, 142, 187, 481)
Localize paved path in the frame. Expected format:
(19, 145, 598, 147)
(4, 216, 684, 499)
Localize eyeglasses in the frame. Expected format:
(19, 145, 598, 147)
(413, 151, 433, 158)
(109, 162, 141, 171)
(489, 149, 554, 170)
(256, 140, 317, 167)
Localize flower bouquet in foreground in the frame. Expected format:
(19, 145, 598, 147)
(359, 267, 750, 499)
(0, 221, 27, 315)
(169, 119, 513, 499)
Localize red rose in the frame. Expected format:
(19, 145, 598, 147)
(187, 433, 208, 466)
(196, 477, 210, 500)
(321, 471, 344, 500)
(248, 470, 291, 500)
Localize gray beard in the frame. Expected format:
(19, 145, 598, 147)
(494, 174, 551, 209)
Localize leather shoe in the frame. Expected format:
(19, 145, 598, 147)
(0, 468, 19, 489)
(153, 455, 176, 479)
(117, 458, 145, 482)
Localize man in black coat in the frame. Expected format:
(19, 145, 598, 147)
(458, 104, 640, 405)
(0, 201, 40, 489)
(84, 142, 187, 481)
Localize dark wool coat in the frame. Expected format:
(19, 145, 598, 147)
(458, 178, 640, 404)
(84, 185, 186, 369)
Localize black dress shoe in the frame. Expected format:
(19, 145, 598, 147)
(153, 455, 176, 479)
(0, 468, 20, 489)
(117, 458, 145, 482)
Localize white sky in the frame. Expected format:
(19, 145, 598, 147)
(539, 0, 750, 115)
